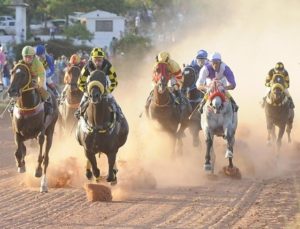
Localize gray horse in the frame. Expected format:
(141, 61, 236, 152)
(201, 80, 240, 177)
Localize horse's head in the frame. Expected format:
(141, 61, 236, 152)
(210, 96, 223, 114)
(207, 79, 226, 114)
(153, 62, 171, 94)
(66, 66, 81, 92)
(8, 64, 31, 98)
(181, 66, 196, 90)
(86, 70, 107, 104)
(272, 74, 286, 87)
(270, 83, 285, 102)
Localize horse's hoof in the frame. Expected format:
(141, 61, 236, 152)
(17, 166, 26, 173)
(204, 163, 212, 172)
(40, 186, 48, 193)
(86, 170, 93, 180)
(106, 175, 116, 183)
(225, 150, 233, 159)
(223, 166, 242, 179)
(35, 167, 43, 178)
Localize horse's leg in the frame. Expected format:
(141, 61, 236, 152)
(276, 125, 286, 153)
(85, 160, 93, 180)
(204, 131, 213, 172)
(225, 132, 234, 168)
(85, 149, 100, 181)
(35, 130, 45, 178)
(39, 125, 55, 193)
(107, 151, 117, 183)
(286, 110, 294, 143)
(15, 133, 26, 173)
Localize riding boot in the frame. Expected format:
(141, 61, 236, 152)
(198, 98, 207, 114)
(44, 97, 53, 114)
(145, 90, 153, 114)
(74, 94, 88, 119)
(8, 100, 16, 116)
(288, 97, 295, 109)
(110, 96, 124, 119)
(261, 96, 267, 108)
(48, 83, 59, 98)
(230, 97, 239, 112)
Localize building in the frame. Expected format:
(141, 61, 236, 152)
(80, 10, 125, 48)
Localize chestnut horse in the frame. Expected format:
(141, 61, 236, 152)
(58, 65, 83, 133)
(146, 62, 192, 156)
(8, 63, 58, 192)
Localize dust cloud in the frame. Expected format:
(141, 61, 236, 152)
(23, 0, 300, 198)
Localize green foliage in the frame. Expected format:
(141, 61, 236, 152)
(63, 23, 94, 41)
(14, 39, 91, 60)
(117, 33, 152, 58)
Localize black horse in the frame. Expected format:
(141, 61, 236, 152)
(76, 70, 129, 184)
(8, 63, 58, 192)
(146, 62, 192, 155)
(181, 65, 204, 147)
(58, 65, 83, 133)
(265, 79, 294, 151)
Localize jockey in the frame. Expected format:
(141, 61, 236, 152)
(262, 62, 295, 109)
(190, 49, 208, 76)
(75, 47, 121, 119)
(60, 54, 83, 102)
(11, 46, 52, 113)
(145, 51, 184, 113)
(35, 44, 59, 97)
(196, 52, 238, 113)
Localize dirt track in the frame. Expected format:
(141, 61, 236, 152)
(1, 111, 300, 229)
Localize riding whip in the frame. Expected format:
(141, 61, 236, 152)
(0, 98, 13, 119)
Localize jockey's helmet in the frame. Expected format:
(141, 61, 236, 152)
(196, 50, 208, 59)
(210, 52, 222, 62)
(35, 44, 46, 56)
(157, 51, 170, 62)
(22, 46, 35, 57)
(69, 54, 81, 65)
(275, 62, 284, 72)
(90, 48, 105, 58)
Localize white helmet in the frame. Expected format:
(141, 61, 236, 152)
(210, 52, 222, 62)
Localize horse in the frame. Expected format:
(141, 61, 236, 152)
(76, 70, 129, 184)
(8, 63, 58, 192)
(147, 62, 192, 156)
(181, 65, 204, 147)
(58, 65, 83, 134)
(201, 79, 240, 177)
(264, 76, 294, 151)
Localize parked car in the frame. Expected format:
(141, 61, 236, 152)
(0, 15, 15, 22)
(30, 19, 73, 35)
(0, 20, 16, 35)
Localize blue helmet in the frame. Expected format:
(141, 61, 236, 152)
(35, 44, 46, 56)
(196, 49, 208, 59)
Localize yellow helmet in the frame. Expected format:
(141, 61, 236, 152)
(157, 51, 170, 62)
(22, 46, 35, 57)
(275, 62, 284, 72)
(90, 48, 105, 58)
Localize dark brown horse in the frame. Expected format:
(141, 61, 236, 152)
(181, 65, 204, 147)
(265, 81, 294, 152)
(58, 65, 83, 133)
(147, 62, 192, 155)
(76, 70, 129, 184)
(8, 63, 58, 192)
